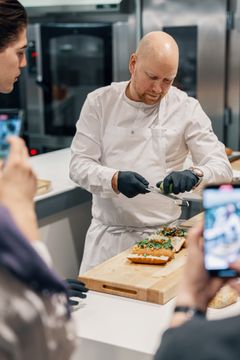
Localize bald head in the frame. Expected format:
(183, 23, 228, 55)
(136, 31, 179, 68)
(126, 31, 179, 105)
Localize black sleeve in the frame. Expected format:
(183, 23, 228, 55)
(154, 315, 240, 360)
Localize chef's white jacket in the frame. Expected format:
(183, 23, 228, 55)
(70, 81, 232, 273)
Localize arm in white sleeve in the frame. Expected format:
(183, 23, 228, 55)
(69, 94, 118, 198)
(185, 99, 233, 189)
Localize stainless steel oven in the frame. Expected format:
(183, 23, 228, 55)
(24, 20, 132, 154)
(142, 0, 228, 143)
(225, 0, 240, 150)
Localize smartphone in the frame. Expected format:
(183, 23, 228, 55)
(203, 183, 240, 277)
(0, 109, 23, 159)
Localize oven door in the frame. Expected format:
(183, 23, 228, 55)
(142, 0, 228, 142)
(29, 23, 112, 137)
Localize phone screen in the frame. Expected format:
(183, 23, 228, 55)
(203, 184, 240, 277)
(0, 109, 22, 159)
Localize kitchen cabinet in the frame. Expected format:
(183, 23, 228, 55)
(31, 148, 92, 278)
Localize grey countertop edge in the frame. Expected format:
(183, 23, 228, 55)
(35, 187, 92, 220)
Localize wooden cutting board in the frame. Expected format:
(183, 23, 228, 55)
(79, 247, 187, 305)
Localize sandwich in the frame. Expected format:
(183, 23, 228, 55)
(127, 226, 186, 265)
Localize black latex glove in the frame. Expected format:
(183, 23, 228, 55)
(66, 278, 88, 306)
(156, 170, 198, 195)
(118, 171, 149, 198)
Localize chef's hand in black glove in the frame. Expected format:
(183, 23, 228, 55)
(156, 170, 198, 195)
(118, 171, 149, 198)
(66, 278, 88, 306)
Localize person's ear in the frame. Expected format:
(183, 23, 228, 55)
(129, 53, 137, 75)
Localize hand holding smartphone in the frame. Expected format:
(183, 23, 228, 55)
(0, 109, 23, 159)
(203, 183, 240, 277)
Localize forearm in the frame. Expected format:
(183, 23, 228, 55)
(170, 291, 207, 328)
(194, 161, 232, 190)
(70, 151, 118, 196)
(2, 200, 39, 242)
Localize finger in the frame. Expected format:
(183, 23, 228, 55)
(69, 299, 79, 306)
(163, 176, 172, 193)
(66, 278, 86, 287)
(208, 277, 227, 298)
(228, 278, 240, 294)
(134, 173, 149, 186)
(68, 284, 88, 292)
(135, 180, 150, 194)
(68, 290, 87, 298)
(229, 261, 240, 271)
(0, 159, 4, 175)
(186, 224, 204, 250)
(7, 136, 25, 164)
(22, 143, 30, 161)
(172, 177, 180, 194)
(178, 176, 186, 193)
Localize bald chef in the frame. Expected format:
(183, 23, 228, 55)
(70, 31, 232, 273)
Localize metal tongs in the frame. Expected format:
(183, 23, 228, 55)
(146, 185, 189, 207)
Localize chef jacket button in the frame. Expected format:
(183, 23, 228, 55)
(131, 130, 134, 134)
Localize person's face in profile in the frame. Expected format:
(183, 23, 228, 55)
(0, 27, 27, 94)
(129, 53, 177, 105)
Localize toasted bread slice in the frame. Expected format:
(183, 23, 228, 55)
(127, 226, 186, 265)
(171, 236, 186, 252)
(127, 254, 169, 265)
(131, 245, 174, 259)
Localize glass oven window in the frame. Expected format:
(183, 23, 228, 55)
(49, 34, 105, 132)
(40, 23, 112, 136)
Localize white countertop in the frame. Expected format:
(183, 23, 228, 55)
(29, 148, 77, 201)
(29, 149, 240, 357)
(72, 291, 174, 356)
(72, 290, 240, 358)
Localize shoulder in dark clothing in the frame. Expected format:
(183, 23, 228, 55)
(154, 315, 240, 360)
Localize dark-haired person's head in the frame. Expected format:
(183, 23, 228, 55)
(0, 0, 28, 93)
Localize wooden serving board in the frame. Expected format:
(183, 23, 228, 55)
(79, 247, 187, 305)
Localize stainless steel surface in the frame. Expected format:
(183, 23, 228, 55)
(225, 0, 240, 149)
(134, 0, 142, 44)
(25, 24, 44, 135)
(146, 185, 189, 207)
(142, 0, 228, 142)
(112, 21, 133, 81)
(22, 0, 122, 15)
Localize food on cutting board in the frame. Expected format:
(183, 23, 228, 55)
(208, 285, 238, 309)
(127, 227, 187, 265)
(225, 147, 233, 156)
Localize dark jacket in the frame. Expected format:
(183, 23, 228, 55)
(155, 315, 240, 360)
